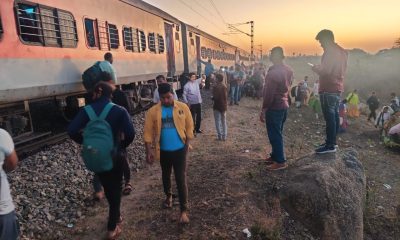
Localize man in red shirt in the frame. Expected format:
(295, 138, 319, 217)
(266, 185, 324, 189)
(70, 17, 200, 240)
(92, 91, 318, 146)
(311, 29, 348, 154)
(260, 47, 293, 171)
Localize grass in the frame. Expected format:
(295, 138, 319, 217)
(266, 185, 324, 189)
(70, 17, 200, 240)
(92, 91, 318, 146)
(250, 221, 281, 240)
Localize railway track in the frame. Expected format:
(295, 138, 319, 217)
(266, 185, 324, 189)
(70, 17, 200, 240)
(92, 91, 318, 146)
(15, 132, 69, 157)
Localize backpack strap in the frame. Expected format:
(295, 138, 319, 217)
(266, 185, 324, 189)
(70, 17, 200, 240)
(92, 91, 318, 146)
(99, 102, 115, 120)
(84, 105, 98, 121)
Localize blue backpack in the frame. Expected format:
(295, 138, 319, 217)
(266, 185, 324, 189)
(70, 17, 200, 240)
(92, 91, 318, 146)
(81, 103, 115, 173)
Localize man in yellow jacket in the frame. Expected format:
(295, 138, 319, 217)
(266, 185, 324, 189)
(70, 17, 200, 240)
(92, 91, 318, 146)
(346, 89, 360, 118)
(144, 83, 194, 224)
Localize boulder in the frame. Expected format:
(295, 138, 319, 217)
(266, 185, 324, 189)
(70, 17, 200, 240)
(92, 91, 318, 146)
(279, 149, 366, 240)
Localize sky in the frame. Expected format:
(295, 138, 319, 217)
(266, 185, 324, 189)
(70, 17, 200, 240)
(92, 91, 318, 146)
(142, 0, 400, 56)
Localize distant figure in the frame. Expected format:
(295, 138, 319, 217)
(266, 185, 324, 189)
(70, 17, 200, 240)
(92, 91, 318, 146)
(230, 65, 244, 105)
(309, 93, 322, 119)
(366, 91, 380, 121)
(212, 74, 228, 141)
(375, 106, 394, 136)
(183, 73, 203, 133)
(312, 79, 320, 96)
(200, 59, 214, 90)
(302, 76, 309, 105)
(339, 99, 348, 133)
(260, 46, 293, 171)
(346, 89, 360, 118)
(99, 52, 118, 84)
(390, 92, 399, 111)
(153, 75, 178, 103)
(311, 29, 348, 154)
(68, 82, 135, 239)
(303, 76, 309, 88)
(144, 83, 194, 224)
(0, 129, 19, 240)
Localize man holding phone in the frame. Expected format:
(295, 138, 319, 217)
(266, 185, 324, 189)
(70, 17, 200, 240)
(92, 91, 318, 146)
(311, 29, 348, 154)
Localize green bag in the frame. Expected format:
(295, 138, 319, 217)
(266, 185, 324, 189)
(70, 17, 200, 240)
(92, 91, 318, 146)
(81, 103, 115, 173)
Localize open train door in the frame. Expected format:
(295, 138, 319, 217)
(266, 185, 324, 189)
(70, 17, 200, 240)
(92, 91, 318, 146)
(196, 35, 201, 76)
(164, 23, 176, 78)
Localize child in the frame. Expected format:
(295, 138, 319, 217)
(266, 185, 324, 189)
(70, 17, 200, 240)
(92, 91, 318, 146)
(308, 93, 321, 119)
(375, 106, 394, 137)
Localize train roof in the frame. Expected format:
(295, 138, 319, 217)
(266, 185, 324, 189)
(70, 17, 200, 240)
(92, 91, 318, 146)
(121, 0, 181, 24)
(184, 23, 238, 50)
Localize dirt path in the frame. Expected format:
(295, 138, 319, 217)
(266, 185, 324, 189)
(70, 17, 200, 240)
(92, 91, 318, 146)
(67, 96, 400, 240)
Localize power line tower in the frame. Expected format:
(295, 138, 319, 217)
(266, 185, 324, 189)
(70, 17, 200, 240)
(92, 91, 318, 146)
(224, 21, 255, 64)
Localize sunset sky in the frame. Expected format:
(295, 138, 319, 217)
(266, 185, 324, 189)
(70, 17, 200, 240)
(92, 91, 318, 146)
(143, 0, 400, 55)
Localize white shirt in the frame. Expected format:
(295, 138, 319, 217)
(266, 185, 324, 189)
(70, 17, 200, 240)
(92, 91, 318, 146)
(183, 78, 203, 105)
(313, 83, 319, 96)
(153, 88, 178, 103)
(0, 129, 15, 215)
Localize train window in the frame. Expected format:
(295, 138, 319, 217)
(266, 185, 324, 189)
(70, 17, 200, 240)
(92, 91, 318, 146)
(148, 33, 156, 53)
(123, 27, 133, 51)
(157, 34, 164, 54)
(175, 32, 180, 53)
(138, 30, 146, 52)
(97, 20, 109, 50)
(85, 18, 97, 47)
(58, 10, 78, 47)
(16, 3, 77, 47)
(108, 24, 119, 49)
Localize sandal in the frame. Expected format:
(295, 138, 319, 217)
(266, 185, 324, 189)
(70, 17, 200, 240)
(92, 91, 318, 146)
(162, 197, 173, 209)
(122, 183, 133, 195)
(106, 225, 122, 240)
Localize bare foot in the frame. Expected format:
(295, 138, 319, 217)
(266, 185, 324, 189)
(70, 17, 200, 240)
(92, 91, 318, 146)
(179, 211, 190, 224)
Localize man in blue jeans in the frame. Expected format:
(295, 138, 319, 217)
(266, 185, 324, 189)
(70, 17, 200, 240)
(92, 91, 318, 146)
(260, 47, 293, 171)
(230, 65, 244, 105)
(311, 29, 348, 154)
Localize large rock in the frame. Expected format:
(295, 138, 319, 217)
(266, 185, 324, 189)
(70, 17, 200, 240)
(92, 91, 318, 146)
(279, 149, 366, 240)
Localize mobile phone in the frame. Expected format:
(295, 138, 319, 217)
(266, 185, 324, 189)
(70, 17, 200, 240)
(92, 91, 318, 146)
(307, 62, 314, 67)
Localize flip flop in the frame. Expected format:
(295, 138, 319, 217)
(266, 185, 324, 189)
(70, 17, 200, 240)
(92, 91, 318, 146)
(122, 183, 133, 195)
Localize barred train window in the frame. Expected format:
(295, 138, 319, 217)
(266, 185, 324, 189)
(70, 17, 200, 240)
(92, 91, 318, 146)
(123, 27, 140, 52)
(16, 3, 77, 47)
(108, 24, 119, 49)
(157, 34, 164, 54)
(85, 18, 97, 47)
(175, 32, 180, 53)
(148, 33, 156, 53)
(0, 17, 3, 35)
(139, 30, 146, 52)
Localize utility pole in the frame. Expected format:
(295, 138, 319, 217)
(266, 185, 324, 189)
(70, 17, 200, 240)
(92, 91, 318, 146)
(250, 21, 254, 63)
(224, 21, 254, 64)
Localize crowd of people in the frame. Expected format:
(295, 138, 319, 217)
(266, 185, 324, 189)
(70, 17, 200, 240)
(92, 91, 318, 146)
(1, 28, 399, 240)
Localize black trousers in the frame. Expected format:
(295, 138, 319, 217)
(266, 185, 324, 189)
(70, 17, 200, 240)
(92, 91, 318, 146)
(98, 156, 124, 231)
(190, 103, 202, 132)
(368, 107, 377, 120)
(160, 148, 188, 212)
(205, 75, 211, 90)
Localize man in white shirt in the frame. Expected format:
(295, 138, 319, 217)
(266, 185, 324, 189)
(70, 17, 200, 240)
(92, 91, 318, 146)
(0, 129, 19, 239)
(183, 73, 203, 133)
(153, 75, 178, 103)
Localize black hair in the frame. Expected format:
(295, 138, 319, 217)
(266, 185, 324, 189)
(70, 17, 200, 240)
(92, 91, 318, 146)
(215, 73, 223, 82)
(188, 72, 196, 78)
(104, 52, 113, 61)
(270, 46, 284, 59)
(158, 83, 173, 95)
(315, 29, 334, 41)
(156, 75, 165, 81)
(93, 82, 113, 98)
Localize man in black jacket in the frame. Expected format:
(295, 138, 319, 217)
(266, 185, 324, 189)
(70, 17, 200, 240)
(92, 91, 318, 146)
(366, 91, 380, 121)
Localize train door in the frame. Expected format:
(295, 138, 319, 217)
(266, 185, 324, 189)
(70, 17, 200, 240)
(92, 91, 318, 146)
(196, 35, 201, 75)
(164, 23, 175, 78)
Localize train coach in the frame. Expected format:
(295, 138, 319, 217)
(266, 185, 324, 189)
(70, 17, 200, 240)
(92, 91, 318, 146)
(0, 0, 249, 142)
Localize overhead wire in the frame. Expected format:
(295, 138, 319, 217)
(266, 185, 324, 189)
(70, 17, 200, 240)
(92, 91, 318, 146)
(208, 0, 226, 24)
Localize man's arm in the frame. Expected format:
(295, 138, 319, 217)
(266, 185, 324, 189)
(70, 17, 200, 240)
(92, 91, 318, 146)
(120, 109, 135, 148)
(184, 105, 194, 139)
(4, 150, 18, 172)
(0, 130, 18, 172)
(67, 109, 88, 144)
(143, 110, 155, 164)
(182, 85, 189, 103)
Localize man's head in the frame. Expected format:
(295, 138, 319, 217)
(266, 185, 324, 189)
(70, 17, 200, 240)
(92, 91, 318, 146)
(371, 91, 376, 95)
(98, 71, 116, 90)
(189, 72, 197, 81)
(104, 52, 113, 64)
(315, 29, 335, 49)
(93, 82, 113, 100)
(156, 75, 166, 85)
(353, 89, 358, 93)
(208, 59, 211, 63)
(391, 92, 396, 97)
(158, 83, 174, 107)
(215, 73, 223, 83)
(304, 76, 308, 81)
(269, 46, 285, 64)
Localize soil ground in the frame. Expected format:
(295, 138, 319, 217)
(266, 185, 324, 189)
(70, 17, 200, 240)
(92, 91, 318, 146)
(66, 94, 400, 240)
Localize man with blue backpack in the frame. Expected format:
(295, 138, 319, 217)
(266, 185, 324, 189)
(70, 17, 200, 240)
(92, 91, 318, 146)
(68, 82, 134, 239)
